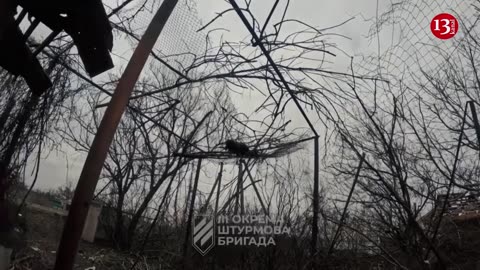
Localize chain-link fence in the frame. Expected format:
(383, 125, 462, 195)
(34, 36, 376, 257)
(106, 0, 206, 83)
(357, 0, 476, 82)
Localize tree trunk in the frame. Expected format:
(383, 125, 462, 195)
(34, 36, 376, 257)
(126, 177, 168, 248)
(113, 194, 125, 248)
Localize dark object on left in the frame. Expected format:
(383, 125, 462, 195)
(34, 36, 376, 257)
(0, 24, 52, 96)
(0, 0, 51, 95)
(0, 0, 114, 95)
(18, 0, 114, 77)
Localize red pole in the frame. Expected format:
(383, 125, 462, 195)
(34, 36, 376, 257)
(53, 1, 178, 269)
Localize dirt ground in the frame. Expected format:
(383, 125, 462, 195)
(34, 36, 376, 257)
(8, 205, 162, 270)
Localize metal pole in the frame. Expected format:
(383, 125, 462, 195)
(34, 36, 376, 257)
(183, 158, 202, 268)
(242, 160, 268, 216)
(234, 161, 240, 214)
(238, 160, 245, 270)
(228, 0, 318, 137)
(327, 153, 365, 255)
(201, 164, 224, 214)
(215, 163, 224, 216)
(312, 137, 319, 266)
(53, 1, 178, 269)
(468, 101, 480, 156)
(227, 2, 320, 266)
(239, 160, 244, 215)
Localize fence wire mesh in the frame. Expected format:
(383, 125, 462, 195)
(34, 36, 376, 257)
(357, 0, 477, 83)
(110, 0, 206, 82)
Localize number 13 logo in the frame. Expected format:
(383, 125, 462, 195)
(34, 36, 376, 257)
(431, 13, 458, 39)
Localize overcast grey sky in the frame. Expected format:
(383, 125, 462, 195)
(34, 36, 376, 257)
(23, 0, 390, 191)
(26, 0, 470, 193)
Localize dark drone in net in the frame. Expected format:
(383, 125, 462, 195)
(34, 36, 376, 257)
(225, 140, 258, 157)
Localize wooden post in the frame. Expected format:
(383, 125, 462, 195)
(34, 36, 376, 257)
(53, 1, 178, 269)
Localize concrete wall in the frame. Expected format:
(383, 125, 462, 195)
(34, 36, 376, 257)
(81, 203, 102, 243)
(24, 201, 103, 243)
